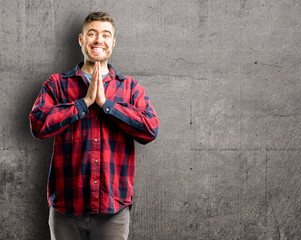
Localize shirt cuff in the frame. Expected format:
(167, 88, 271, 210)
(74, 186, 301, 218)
(75, 98, 89, 119)
(102, 99, 116, 115)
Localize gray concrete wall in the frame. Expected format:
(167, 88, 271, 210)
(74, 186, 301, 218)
(1, 0, 301, 239)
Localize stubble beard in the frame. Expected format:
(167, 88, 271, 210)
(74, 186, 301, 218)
(82, 45, 113, 64)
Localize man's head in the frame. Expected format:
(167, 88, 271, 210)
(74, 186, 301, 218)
(79, 12, 116, 64)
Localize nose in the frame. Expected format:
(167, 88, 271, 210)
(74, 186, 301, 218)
(95, 34, 104, 44)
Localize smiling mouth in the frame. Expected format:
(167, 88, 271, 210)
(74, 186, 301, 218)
(91, 47, 105, 53)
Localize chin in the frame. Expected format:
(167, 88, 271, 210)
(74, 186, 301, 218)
(89, 55, 108, 63)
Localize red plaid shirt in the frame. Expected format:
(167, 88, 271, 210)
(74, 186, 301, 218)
(29, 62, 159, 215)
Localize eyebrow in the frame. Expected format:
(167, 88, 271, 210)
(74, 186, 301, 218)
(87, 29, 112, 35)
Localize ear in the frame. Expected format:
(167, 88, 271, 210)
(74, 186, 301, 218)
(78, 34, 83, 47)
(112, 37, 116, 48)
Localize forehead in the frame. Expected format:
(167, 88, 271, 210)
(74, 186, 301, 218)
(83, 21, 115, 35)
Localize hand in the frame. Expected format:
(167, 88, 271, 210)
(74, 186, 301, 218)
(83, 64, 98, 107)
(95, 62, 107, 108)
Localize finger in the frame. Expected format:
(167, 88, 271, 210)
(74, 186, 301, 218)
(95, 62, 99, 85)
(96, 62, 102, 86)
(91, 63, 98, 85)
(94, 62, 98, 77)
(96, 62, 101, 81)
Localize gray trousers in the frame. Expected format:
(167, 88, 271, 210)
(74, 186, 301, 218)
(49, 207, 130, 240)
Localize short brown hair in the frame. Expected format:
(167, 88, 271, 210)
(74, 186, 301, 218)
(82, 12, 115, 35)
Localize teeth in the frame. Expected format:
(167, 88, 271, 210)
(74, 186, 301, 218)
(92, 48, 104, 52)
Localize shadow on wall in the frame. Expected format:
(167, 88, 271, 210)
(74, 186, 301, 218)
(62, 18, 84, 70)
(54, 13, 85, 71)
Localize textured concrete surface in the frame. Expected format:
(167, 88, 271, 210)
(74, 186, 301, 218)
(1, 0, 301, 239)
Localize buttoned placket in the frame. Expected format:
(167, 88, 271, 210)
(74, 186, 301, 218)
(89, 105, 102, 213)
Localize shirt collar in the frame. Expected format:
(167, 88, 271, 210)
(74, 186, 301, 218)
(63, 62, 126, 82)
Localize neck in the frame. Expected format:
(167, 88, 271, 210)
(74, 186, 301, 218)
(81, 60, 109, 74)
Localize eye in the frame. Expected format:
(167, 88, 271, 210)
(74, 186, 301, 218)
(88, 32, 96, 37)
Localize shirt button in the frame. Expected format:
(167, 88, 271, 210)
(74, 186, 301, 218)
(94, 180, 97, 184)
(105, 108, 110, 112)
(95, 159, 98, 163)
(82, 112, 85, 115)
(94, 139, 98, 142)
(95, 117, 98, 120)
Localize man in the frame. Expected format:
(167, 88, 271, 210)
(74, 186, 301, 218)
(29, 12, 159, 240)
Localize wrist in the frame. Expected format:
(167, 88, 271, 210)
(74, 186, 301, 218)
(97, 98, 106, 108)
(84, 97, 92, 108)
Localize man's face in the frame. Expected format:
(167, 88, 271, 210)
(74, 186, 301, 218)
(79, 21, 116, 64)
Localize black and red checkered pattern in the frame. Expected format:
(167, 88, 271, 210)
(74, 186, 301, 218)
(29, 62, 159, 215)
